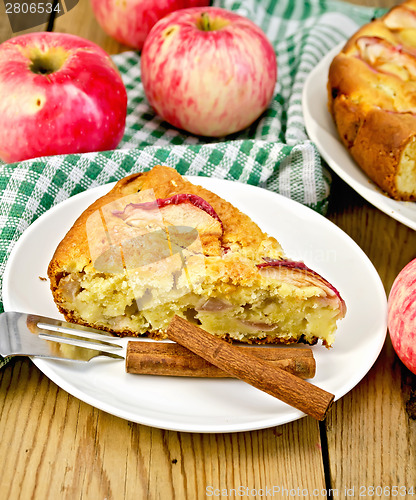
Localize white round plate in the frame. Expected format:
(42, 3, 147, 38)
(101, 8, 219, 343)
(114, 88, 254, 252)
(303, 44, 416, 231)
(3, 177, 387, 433)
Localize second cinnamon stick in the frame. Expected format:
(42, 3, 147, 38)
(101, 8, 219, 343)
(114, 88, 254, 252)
(166, 315, 334, 420)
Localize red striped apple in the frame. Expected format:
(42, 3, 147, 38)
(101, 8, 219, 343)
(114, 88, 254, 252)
(388, 258, 416, 374)
(90, 0, 209, 50)
(0, 32, 127, 163)
(140, 7, 277, 137)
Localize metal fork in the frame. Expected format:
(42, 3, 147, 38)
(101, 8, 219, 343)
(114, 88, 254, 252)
(0, 311, 125, 362)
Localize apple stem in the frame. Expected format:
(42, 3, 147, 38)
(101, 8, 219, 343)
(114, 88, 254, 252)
(196, 13, 230, 32)
(200, 12, 211, 31)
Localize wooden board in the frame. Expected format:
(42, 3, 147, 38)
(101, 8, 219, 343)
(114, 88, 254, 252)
(0, 0, 415, 498)
(0, 359, 326, 498)
(326, 176, 416, 494)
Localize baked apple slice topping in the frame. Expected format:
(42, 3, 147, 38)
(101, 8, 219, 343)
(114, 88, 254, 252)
(356, 36, 416, 81)
(257, 259, 346, 318)
(113, 194, 223, 238)
(384, 6, 416, 29)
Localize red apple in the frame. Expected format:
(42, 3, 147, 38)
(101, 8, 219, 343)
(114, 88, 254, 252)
(90, 0, 210, 50)
(388, 258, 416, 374)
(0, 32, 127, 163)
(141, 7, 277, 137)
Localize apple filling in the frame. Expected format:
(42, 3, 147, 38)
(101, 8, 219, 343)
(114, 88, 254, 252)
(56, 269, 344, 346)
(397, 137, 416, 198)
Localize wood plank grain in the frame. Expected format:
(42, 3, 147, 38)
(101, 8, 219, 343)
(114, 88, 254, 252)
(0, 2, 14, 43)
(327, 177, 416, 293)
(0, 359, 327, 499)
(326, 176, 416, 494)
(0, 1, 48, 44)
(52, 0, 130, 54)
(327, 340, 416, 495)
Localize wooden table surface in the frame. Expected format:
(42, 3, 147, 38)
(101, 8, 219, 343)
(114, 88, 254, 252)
(0, 1, 415, 499)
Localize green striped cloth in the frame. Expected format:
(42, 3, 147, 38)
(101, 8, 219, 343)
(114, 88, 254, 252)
(0, 0, 382, 368)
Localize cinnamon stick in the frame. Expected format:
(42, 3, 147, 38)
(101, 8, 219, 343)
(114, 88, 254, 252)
(126, 342, 316, 379)
(166, 315, 334, 421)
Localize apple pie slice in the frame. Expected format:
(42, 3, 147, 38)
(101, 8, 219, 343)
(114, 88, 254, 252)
(48, 165, 346, 347)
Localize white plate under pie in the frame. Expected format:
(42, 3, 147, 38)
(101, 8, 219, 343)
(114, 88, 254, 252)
(303, 43, 416, 231)
(2, 177, 387, 433)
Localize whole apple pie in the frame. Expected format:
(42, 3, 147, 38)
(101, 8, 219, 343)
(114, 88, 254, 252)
(327, 0, 416, 201)
(48, 166, 346, 347)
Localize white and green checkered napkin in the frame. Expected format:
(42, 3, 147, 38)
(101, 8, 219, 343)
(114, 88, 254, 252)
(0, 0, 383, 368)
